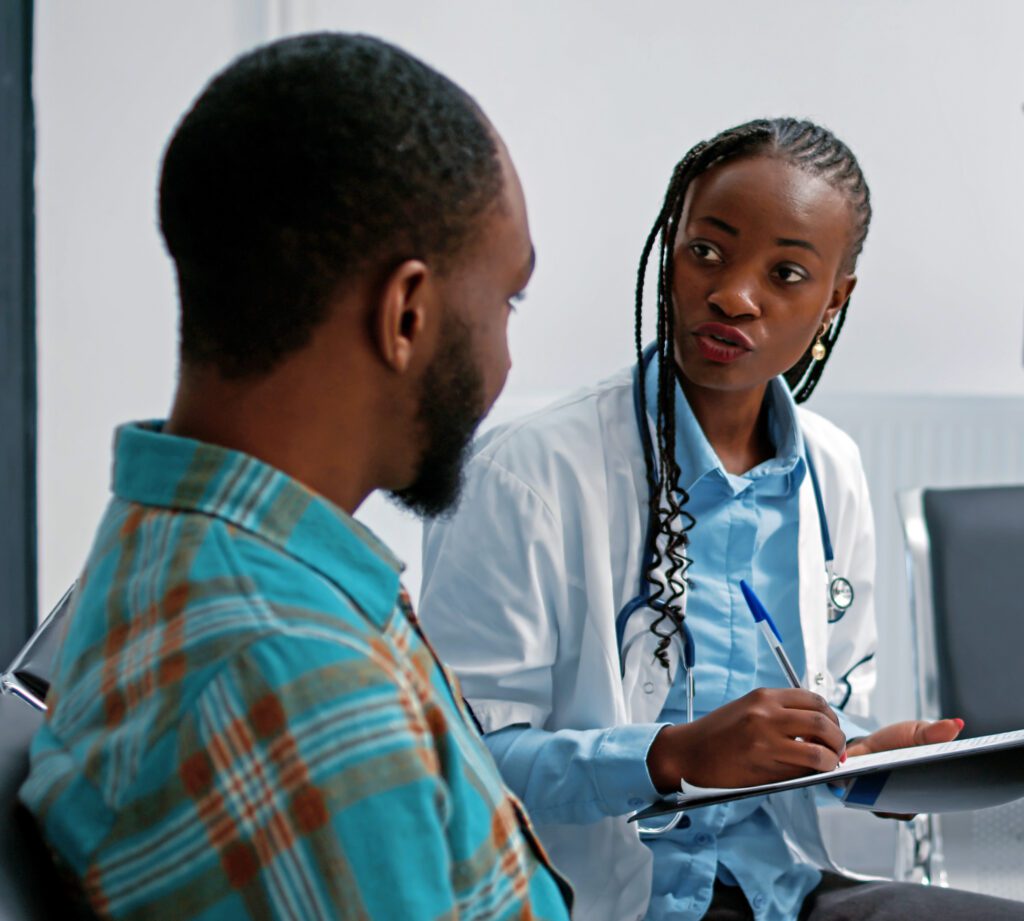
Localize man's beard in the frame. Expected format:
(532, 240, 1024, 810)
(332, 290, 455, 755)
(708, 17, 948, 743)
(388, 313, 487, 519)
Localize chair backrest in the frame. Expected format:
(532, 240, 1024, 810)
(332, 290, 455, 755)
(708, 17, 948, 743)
(0, 693, 86, 919)
(2, 584, 76, 710)
(898, 485, 1024, 737)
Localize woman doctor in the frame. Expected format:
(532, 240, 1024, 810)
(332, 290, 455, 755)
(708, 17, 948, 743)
(419, 119, 1021, 921)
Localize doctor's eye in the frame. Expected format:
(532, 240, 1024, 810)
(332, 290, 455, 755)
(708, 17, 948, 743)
(688, 241, 723, 264)
(508, 290, 527, 312)
(773, 263, 809, 285)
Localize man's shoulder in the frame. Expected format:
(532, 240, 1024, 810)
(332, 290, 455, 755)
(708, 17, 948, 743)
(40, 497, 392, 799)
(59, 499, 366, 665)
(86, 498, 383, 662)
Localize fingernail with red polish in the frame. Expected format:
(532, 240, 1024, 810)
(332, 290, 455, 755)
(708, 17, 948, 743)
(954, 718, 965, 730)
(840, 752, 847, 763)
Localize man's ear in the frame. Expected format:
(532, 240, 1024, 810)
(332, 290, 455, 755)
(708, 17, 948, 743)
(374, 259, 436, 373)
(824, 273, 857, 328)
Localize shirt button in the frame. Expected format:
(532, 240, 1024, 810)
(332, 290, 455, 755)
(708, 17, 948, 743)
(643, 681, 655, 694)
(695, 832, 712, 845)
(752, 893, 767, 911)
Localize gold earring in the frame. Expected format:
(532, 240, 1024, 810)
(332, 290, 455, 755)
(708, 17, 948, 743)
(811, 325, 828, 362)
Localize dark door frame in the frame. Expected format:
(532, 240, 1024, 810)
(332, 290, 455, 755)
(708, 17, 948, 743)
(0, 0, 36, 665)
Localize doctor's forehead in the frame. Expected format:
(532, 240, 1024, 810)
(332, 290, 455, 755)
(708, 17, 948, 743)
(683, 157, 854, 252)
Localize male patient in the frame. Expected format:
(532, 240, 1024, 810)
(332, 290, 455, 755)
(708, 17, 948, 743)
(20, 33, 568, 920)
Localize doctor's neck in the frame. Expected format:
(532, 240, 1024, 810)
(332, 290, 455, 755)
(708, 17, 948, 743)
(677, 372, 774, 476)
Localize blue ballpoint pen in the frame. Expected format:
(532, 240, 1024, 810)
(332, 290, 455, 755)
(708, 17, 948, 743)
(739, 579, 804, 689)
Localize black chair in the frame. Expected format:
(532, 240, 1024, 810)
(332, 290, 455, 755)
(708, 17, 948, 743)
(897, 485, 1024, 898)
(0, 693, 87, 919)
(1, 584, 94, 918)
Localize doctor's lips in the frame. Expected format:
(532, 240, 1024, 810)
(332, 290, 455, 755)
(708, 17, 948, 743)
(692, 322, 754, 363)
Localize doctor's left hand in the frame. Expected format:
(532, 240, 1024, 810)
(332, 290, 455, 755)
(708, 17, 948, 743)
(844, 717, 964, 821)
(844, 717, 964, 759)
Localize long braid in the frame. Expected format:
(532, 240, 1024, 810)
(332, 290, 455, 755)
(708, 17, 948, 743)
(635, 117, 872, 669)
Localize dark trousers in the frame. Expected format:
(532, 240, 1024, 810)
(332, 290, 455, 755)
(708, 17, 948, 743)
(702, 872, 1024, 920)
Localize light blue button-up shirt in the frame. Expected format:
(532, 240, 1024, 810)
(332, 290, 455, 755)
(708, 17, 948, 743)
(485, 358, 859, 920)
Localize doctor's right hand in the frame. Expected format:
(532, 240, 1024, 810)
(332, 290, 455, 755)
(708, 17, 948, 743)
(646, 688, 846, 793)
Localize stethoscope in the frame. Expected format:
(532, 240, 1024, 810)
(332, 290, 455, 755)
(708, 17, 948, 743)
(621, 345, 854, 834)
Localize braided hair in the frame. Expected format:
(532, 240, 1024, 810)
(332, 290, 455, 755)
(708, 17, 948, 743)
(634, 117, 872, 669)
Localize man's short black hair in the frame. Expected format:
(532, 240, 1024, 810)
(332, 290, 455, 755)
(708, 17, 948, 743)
(159, 32, 503, 378)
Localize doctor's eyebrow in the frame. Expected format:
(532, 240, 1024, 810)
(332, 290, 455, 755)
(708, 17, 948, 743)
(697, 216, 821, 257)
(696, 216, 738, 236)
(776, 237, 820, 256)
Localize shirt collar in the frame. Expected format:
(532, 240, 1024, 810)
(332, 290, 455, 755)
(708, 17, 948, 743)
(643, 349, 805, 493)
(111, 421, 402, 628)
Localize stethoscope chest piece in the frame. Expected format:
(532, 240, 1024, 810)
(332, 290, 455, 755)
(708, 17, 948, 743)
(806, 448, 855, 625)
(827, 573, 854, 622)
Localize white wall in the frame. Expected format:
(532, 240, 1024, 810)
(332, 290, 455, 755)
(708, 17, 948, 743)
(35, 1, 265, 610)
(36, 1, 1024, 609)
(296, 0, 1024, 402)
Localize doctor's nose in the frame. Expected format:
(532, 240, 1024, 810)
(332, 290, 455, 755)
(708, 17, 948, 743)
(707, 275, 762, 318)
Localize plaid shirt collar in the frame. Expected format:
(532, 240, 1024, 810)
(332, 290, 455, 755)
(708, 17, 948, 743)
(111, 420, 402, 628)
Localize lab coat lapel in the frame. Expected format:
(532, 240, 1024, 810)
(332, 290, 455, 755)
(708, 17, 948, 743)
(797, 442, 831, 699)
(619, 592, 682, 723)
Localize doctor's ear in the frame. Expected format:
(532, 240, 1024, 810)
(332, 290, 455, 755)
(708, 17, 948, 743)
(374, 259, 438, 374)
(824, 274, 857, 326)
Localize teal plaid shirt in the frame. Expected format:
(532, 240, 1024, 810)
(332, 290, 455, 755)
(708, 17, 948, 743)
(21, 422, 572, 920)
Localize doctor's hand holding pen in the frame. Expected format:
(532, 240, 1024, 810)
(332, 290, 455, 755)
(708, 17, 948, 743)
(733, 581, 967, 811)
(646, 580, 847, 794)
(645, 688, 847, 793)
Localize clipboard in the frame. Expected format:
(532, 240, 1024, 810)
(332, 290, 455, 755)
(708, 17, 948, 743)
(630, 728, 1024, 823)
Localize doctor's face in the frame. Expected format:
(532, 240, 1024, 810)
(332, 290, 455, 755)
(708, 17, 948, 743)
(671, 155, 857, 396)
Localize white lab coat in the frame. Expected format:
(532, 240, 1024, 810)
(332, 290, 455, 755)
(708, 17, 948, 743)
(420, 365, 878, 921)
